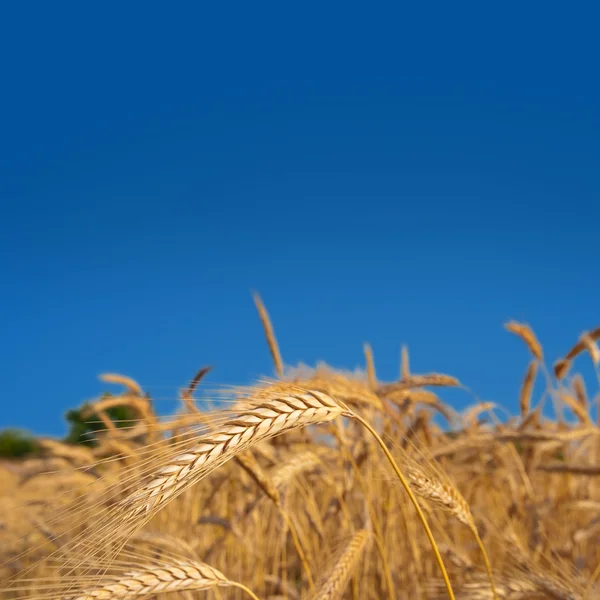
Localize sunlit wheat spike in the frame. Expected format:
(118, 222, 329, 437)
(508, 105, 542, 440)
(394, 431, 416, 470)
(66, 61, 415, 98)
(100, 373, 144, 396)
(463, 402, 497, 430)
(519, 360, 537, 419)
(187, 365, 213, 396)
(271, 451, 321, 489)
(253, 291, 284, 377)
(312, 530, 370, 600)
(377, 373, 460, 396)
(405, 462, 473, 528)
(564, 326, 600, 361)
(572, 374, 587, 408)
(121, 387, 344, 520)
(363, 343, 377, 390)
(67, 559, 243, 600)
(558, 391, 592, 425)
(504, 321, 543, 362)
(180, 365, 213, 413)
(553, 358, 571, 380)
(401, 344, 410, 379)
(580, 333, 600, 366)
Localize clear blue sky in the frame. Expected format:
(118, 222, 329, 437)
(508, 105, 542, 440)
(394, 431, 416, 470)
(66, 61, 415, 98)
(1, 2, 598, 436)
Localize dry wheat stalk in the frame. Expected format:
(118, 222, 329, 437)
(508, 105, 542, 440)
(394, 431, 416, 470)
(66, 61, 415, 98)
(236, 450, 282, 507)
(536, 463, 600, 475)
(235, 448, 318, 591)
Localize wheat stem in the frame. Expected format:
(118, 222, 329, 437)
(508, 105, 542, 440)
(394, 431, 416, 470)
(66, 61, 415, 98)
(471, 525, 498, 600)
(350, 413, 456, 600)
(230, 580, 262, 600)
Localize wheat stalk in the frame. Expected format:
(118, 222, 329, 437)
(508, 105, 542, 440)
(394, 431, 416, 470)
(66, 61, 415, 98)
(235, 449, 317, 591)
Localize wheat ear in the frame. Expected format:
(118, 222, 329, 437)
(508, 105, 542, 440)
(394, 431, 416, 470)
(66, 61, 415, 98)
(312, 530, 370, 600)
(403, 455, 498, 600)
(68, 559, 259, 600)
(504, 321, 543, 362)
(363, 343, 377, 390)
(122, 387, 344, 521)
(39, 386, 346, 584)
(253, 291, 284, 377)
(519, 360, 537, 419)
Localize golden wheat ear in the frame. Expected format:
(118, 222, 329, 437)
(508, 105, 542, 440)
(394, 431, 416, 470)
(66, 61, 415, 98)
(253, 291, 284, 377)
(67, 559, 260, 600)
(6, 546, 262, 600)
(311, 529, 370, 600)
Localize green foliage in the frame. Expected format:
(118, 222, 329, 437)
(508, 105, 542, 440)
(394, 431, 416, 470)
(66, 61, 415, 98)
(63, 393, 139, 446)
(0, 429, 40, 458)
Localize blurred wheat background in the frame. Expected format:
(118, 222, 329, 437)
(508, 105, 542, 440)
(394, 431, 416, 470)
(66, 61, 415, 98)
(1, 295, 599, 599)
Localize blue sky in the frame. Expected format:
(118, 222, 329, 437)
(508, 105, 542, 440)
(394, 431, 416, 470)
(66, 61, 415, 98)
(1, 2, 599, 436)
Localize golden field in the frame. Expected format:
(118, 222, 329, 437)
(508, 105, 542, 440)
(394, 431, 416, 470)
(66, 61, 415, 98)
(1, 296, 599, 600)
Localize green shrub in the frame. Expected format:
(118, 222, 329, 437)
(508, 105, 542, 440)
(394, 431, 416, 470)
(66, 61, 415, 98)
(64, 395, 140, 446)
(0, 429, 40, 458)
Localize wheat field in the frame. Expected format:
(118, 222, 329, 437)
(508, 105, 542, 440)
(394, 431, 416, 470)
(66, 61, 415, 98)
(1, 296, 599, 599)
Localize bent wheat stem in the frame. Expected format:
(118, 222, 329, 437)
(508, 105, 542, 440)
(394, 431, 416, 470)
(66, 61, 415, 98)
(471, 526, 498, 600)
(349, 413, 456, 600)
(231, 581, 261, 600)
